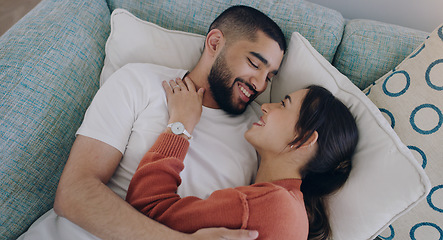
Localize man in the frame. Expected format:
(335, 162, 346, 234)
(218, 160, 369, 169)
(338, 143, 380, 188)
(19, 5, 285, 240)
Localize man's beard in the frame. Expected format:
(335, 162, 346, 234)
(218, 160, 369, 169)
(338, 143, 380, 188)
(208, 51, 257, 115)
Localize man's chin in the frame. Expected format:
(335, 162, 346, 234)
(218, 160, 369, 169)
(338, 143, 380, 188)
(213, 90, 251, 115)
(222, 102, 247, 115)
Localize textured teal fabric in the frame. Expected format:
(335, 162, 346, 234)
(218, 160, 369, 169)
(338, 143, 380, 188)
(333, 19, 428, 90)
(0, 0, 110, 238)
(107, 0, 345, 62)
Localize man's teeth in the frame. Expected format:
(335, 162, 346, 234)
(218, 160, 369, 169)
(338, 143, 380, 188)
(240, 86, 251, 98)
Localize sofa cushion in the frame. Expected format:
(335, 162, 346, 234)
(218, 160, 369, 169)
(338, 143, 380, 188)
(102, 8, 431, 240)
(106, 0, 345, 63)
(333, 19, 428, 90)
(0, 0, 110, 239)
(365, 23, 443, 240)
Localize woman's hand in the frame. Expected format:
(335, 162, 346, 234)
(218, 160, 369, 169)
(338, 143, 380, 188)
(162, 77, 205, 135)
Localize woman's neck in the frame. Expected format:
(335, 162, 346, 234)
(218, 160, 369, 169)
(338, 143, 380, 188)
(254, 155, 302, 184)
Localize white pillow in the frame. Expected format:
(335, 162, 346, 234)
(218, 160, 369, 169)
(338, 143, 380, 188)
(100, 9, 204, 85)
(365, 23, 443, 240)
(102, 8, 431, 240)
(272, 32, 431, 240)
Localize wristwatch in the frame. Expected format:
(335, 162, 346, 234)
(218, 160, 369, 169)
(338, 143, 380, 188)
(167, 122, 192, 139)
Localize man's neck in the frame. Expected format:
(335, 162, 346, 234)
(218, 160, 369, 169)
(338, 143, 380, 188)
(186, 70, 220, 109)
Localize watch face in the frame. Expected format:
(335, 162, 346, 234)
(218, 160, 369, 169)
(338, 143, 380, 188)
(171, 122, 185, 135)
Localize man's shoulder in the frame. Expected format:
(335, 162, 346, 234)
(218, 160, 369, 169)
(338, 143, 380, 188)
(106, 63, 188, 91)
(122, 63, 187, 77)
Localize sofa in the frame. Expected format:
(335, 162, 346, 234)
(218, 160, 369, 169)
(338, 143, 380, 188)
(1, 0, 441, 239)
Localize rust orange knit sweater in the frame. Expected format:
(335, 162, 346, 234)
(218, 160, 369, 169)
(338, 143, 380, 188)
(126, 133, 309, 240)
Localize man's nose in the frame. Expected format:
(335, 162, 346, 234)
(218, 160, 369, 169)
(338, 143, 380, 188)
(250, 74, 267, 93)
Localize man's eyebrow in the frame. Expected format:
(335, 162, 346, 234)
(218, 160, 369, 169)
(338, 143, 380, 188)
(250, 51, 279, 75)
(250, 51, 268, 65)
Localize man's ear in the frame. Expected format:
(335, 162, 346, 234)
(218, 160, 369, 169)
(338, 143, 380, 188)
(205, 29, 224, 56)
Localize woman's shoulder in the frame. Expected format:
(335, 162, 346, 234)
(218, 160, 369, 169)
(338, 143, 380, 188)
(234, 181, 309, 239)
(235, 179, 303, 201)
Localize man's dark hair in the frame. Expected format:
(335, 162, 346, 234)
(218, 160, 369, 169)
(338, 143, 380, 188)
(208, 5, 286, 53)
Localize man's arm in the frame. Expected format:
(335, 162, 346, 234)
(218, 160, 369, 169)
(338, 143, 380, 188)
(54, 135, 182, 239)
(54, 135, 258, 240)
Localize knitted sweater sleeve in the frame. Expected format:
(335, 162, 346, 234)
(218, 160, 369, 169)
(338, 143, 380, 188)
(126, 133, 247, 233)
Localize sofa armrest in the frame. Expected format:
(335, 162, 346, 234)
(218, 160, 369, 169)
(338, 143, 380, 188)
(0, 0, 110, 238)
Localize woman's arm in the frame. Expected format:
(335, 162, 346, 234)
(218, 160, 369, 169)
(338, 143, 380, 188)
(126, 133, 189, 216)
(126, 77, 248, 233)
(126, 133, 247, 233)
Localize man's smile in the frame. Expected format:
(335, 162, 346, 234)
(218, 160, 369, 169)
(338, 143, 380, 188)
(236, 81, 255, 103)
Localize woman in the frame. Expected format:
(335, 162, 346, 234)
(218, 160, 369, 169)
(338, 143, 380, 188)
(126, 77, 358, 240)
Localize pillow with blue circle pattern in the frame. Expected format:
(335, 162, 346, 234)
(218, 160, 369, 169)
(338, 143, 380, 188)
(365, 23, 443, 240)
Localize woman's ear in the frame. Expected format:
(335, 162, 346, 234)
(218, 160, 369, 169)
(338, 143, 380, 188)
(298, 131, 319, 149)
(205, 29, 224, 56)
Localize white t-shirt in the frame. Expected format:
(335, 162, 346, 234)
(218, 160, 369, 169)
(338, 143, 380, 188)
(19, 63, 260, 239)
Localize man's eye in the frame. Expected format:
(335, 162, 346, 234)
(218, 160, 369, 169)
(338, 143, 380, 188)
(248, 58, 258, 69)
(280, 100, 285, 107)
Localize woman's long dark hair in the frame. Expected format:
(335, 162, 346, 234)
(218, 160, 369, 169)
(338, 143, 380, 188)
(291, 85, 359, 240)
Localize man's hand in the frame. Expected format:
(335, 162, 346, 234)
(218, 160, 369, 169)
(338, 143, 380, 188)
(190, 228, 259, 240)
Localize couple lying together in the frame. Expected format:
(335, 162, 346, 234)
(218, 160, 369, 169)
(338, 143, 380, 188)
(125, 77, 358, 240)
(20, 6, 359, 240)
